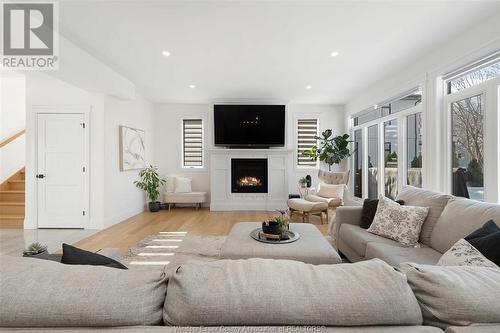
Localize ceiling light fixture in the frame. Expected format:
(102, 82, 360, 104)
(162, 50, 171, 57)
(189, 84, 196, 89)
(305, 85, 312, 90)
(330, 51, 340, 57)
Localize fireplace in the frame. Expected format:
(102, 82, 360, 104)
(231, 158, 268, 193)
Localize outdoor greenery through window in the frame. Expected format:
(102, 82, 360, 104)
(367, 125, 379, 198)
(451, 94, 484, 201)
(407, 113, 423, 188)
(447, 58, 500, 94)
(384, 119, 398, 199)
(353, 129, 362, 198)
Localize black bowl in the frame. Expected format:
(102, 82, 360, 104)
(262, 221, 281, 235)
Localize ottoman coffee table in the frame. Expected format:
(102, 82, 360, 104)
(220, 222, 342, 265)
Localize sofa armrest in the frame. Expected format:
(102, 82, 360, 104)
(330, 206, 364, 245)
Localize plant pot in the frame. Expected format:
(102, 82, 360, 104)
(262, 221, 281, 235)
(148, 201, 161, 212)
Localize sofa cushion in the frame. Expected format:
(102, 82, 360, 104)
(164, 258, 422, 326)
(398, 263, 500, 328)
(338, 224, 401, 257)
(0, 255, 167, 327)
(396, 186, 452, 246)
(437, 239, 497, 268)
(339, 223, 402, 257)
(365, 242, 441, 266)
(430, 199, 500, 254)
(445, 325, 500, 333)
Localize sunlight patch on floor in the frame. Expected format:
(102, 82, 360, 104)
(137, 252, 175, 256)
(146, 245, 179, 249)
(129, 261, 170, 266)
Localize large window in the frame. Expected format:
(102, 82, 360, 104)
(384, 119, 398, 199)
(451, 94, 484, 200)
(367, 125, 379, 198)
(182, 119, 203, 168)
(351, 89, 422, 200)
(353, 129, 362, 198)
(407, 113, 423, 188)
(297, 118, 319, 167)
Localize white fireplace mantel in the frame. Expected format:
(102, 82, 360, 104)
(209, 148, 292, 211)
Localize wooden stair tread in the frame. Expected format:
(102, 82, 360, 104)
(0, 214, 24, 219)
(0, 190, 25, 194)
(0, 202, 25, 205)
(8, 180, 25, 183)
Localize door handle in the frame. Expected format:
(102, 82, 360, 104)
(36, 174, 45, 179)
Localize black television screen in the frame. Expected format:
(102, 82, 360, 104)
(214, 105, 285, 147)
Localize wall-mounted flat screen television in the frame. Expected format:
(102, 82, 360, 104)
(214, 104, 285, 147)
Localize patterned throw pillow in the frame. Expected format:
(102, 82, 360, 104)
(437, 238, 498, 268)
(368, 195, 429, 247)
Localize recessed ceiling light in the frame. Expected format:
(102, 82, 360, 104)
(162, 50, 171, 57)
(305, 85, 312, 90)
(189, 84, 196, 89)
(330, 51, 340, 57)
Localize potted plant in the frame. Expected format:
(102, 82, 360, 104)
(298, 177, 308, 188)
(262, 210, 290, 236)
(134, 165, 166, 212)
(23, 242, 48, 258)
(302, 130, 355, 171)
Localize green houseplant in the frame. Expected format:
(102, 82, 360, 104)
(302, 130, 355, 171)
(134, 165, 166, 212)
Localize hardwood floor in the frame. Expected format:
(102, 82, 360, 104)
(75, 208, 330, 253)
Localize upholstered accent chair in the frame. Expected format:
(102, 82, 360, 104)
(318, 169, 350, 185)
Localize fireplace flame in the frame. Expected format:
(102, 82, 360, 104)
(238, 176, 262, 187)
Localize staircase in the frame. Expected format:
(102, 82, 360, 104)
(0, 168, 25, 228)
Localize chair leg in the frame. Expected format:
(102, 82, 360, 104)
(168, 203, 171, 211)
(320, 212, 324, 224)
(305, 212, 310, 223)
(302, 212, 306, 223)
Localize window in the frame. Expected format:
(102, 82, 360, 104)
(297, 118, 318, 167)
(353, 89, 422, 126)
(367, 125, 379, 198)
(182, 119, 203, 168)
(384, 119, 398, 199)
(446, 57, 500, 94)
(351, 88, 423, 199)
(407, 113, 423, 188)
(353, 129, 362, 198)
(451, 94, 484, 200)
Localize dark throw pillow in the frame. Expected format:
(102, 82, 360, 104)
(361, 198, 405, 229)
(464, 220, 500, 267)
(61, 243, 128, 269)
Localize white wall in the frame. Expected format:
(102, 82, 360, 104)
(103, 95, 155, 228)
(344, 11, 500, 193)
(154, 103, 346, 200)
(0, 75, 26, 183)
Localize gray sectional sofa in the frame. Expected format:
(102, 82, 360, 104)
(2, 253, 500, 332)
(333, 186, 500, 265)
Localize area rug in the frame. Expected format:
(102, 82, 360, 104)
(122, 232, 226, 269)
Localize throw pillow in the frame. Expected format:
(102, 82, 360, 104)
(317, 183, 344, 199)
(361, 198, 405, 229)
(368, 195, 429, 246)
(175, 177, 192, 193)
(61, 244, 128, 269)
(165, 176, 176, 193)
(464, 220, 500, 266)
(437, 238, 497, 268)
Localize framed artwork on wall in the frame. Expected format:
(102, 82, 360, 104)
(119, 125, 146, 171)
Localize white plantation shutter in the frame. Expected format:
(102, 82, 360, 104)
(183, 119, 203, 167)
(297, 118, 319, 167)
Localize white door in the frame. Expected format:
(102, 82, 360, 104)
(37, 113, 87, 228)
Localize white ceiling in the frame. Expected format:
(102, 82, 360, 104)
(59, 1, 500, 104)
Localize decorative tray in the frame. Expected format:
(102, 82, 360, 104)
(250, 228, 300, 244)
